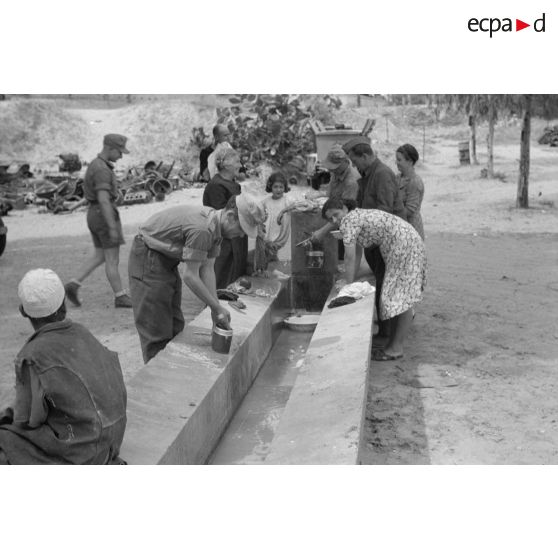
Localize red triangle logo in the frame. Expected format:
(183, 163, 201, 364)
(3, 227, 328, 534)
(516, 19, 530, 31)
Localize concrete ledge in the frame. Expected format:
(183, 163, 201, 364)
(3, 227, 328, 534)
(265, 286, 375, 465)
(120, 278, 283, 464)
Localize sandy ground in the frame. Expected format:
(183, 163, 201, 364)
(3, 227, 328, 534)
(1, 101, 557, 464)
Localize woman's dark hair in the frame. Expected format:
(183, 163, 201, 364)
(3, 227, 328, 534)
(321, 197, 357, 219)
(396, 143, 419, 165)
(265, 171, 290, 193)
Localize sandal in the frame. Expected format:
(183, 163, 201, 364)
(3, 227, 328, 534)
(372, 348, 403, 361)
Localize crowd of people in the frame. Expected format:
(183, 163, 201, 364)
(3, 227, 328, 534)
(0, 128, 426, 464)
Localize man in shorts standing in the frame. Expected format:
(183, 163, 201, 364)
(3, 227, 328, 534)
(65, 134, 132, 308)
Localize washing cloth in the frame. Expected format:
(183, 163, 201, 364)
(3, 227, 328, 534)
(216, 289, 239, 301)
(328, 296, 357, 309)
(338, 281, 375, 300)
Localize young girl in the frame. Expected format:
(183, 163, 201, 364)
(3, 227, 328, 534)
(253, 172, 298, 276)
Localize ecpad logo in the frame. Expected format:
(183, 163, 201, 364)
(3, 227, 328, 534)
(468, 13, 546, 37)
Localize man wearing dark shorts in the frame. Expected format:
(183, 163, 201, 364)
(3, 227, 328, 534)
(64, 134, 132, 308)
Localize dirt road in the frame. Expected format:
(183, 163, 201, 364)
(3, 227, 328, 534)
(2, 226, 557, 464)
(361, 232, 558, 464)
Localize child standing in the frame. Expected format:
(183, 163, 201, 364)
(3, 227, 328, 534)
(254, 172, 298, 276)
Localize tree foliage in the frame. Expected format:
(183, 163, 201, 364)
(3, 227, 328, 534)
(190, 126, 210, 150)
(430, 95, 558, 207)
(214, 94, 342, 167)
(427, 94, 558, 123)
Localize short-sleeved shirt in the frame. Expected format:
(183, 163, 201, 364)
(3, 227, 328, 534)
(83, 155, 120, 203)
(138, 205, 222, 262)
(326, 163, 360, 200)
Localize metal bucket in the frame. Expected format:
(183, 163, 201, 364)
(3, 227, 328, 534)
(306, 250, 324, 269)
(211, 325, 233, 354)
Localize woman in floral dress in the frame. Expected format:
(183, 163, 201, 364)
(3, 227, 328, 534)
(322, 198, 427, 360)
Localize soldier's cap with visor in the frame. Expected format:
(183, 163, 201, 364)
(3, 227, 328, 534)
(322, 144, 350, 170)
(103, 134, 130, 154)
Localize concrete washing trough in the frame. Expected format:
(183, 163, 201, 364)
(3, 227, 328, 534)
(120, 210, 375, 464)
(120, 275, 375, 465)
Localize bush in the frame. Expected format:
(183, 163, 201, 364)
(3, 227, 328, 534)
(215, 94, 342, 168)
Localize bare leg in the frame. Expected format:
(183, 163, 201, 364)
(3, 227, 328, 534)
(76, 247, 105, 283)
(387, 316, 398, 345)
(103, 246, 124, 294)
(383, 308, 413, 357)
(372, 306, 389, 348)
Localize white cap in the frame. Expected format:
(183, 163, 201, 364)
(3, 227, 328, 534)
(236, 193, 266, 239)
(18, 268, 65, 318)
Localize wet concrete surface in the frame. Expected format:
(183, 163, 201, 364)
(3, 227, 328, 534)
(209, 328, 313, 464)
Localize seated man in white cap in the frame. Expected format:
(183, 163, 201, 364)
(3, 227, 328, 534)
(129, 193, 266, 363)
(0, 269, 127, 465)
